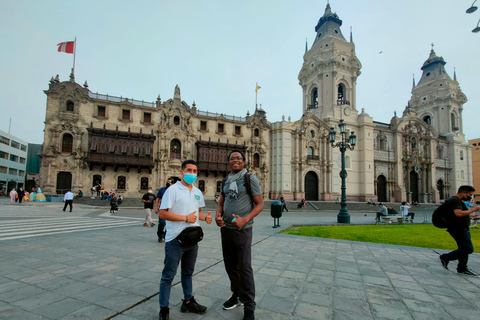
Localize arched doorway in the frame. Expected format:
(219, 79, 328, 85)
(56, 172, 72, 194)
(410, 170, 419, 203)
(304, 171, 318, 201)
(377, 175, 387, 202)
(437, 179, 445, 200)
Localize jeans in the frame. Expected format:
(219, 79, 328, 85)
(441, 230, 474, 272)
(159, 239, 198, 307)
(63, 200, 73, 212)
(157, 216, 166, 239)
(221, 227, 255, 311)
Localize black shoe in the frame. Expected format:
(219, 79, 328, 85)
(439, 256, 449, 270)
(159, 307, 169, 320)
(244, 310, 255, 320)
(223, 295, 243, 310)
(458, 269, 480, 277)
(180, 296, 207, 314)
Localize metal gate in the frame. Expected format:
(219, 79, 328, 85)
(56, 172, 72, 194)
(377, 175, 387, 202)
(304, 171, 318, 201)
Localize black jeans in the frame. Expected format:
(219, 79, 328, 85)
(221, 227, 255, 311)
(441, 230, 474, 272)
(63, 200, 73, 212)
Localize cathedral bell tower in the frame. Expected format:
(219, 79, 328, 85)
(298, 3, 362, 120)
(409, 47, 467, 137)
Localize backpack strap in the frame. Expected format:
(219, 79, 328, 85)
(221, 173, 253, 201)
(221, 177, 227, 200)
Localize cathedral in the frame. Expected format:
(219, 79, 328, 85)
(38, 4, 472, 203)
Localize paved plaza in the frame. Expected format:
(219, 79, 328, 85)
(0, 200, 479, 319)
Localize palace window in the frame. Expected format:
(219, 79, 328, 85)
(144, 112, 152, 123)
(122, 109, 131, 120)
(198, 180, 205, 192)
(253, 153, 260, 168)
(62, 134, 73, 153)
(170, 139, 181, 159)
(218, 123, 224, 133)
(66, 100, 74, 112)
(117, 176, 126, 190)
(235, 126, 241, 135)
(200, 121, 207, 131)
(217, 181, 222, 193)
(140, 177, 149, 190)
(98, 106, 106, 117)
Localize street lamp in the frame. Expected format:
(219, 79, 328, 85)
(329, 119, 356, 223)
(466, 0, 478, 14)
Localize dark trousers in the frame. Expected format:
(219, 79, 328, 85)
(157, 217, 166, 239)
(376, 212, 388, 220)
(63, 200, 73, 212)
(441, 230, 474, 272)
(406, 212, 415, 220)
(18, 196, 23, 203)
(221, 227, 255, 311)
(159, 239, 198, 308)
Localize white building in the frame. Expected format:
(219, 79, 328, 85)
(0, 129, 28, 193)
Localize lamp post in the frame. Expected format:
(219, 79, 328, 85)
(329, 119, 356, 224)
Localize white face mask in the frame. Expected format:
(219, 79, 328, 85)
(148, 190, 153, 193)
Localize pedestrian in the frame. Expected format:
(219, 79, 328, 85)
(375, 203, 389, 221)
(155, 178, 173, 243)
(439, 185, 480, 276)
(9, 188, 17, 203)
(281, 197, 288, 212)
(96, 184, 101, 197)
(17, 188, 25, 204)
(110, 194, 118, 213)
(142, 187, 156, 227)
(158, 160, 212, 319)
(63, 189, 74, 212)
(400, 201, 415, 222)
(91, 185, 96, 198)
(215, 150, 264, 320)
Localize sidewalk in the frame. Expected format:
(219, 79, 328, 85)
(0, 205, 478, 319)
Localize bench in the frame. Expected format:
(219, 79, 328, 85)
(375, 216, 394, 224)
(376, 215, 412, 225)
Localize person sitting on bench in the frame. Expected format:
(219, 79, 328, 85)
(400, 202, 415, 221)
(376, 203, 390, 221)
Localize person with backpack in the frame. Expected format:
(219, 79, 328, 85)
(437, 185, 480, 277)
(215, 150, 264, 320)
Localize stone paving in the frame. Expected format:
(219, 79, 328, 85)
(0, 200, 479, 319)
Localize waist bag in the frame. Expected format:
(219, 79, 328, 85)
(177, 226, 204, 246)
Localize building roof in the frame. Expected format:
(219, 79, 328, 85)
(312, 3, 346, 46)
(416, 48, 451, 86)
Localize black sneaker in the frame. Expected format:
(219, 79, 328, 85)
(439, 256, 449, 270)
(244, 310, 255, 320)
(223, 295, 243, 310)
(458, 269, 480, 277)
(159, 307, 169, 320)
(180, 296, 207, 314)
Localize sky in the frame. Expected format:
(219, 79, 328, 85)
(1, 0, 479, 144)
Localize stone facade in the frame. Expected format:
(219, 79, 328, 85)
(38, 4, 472, 202)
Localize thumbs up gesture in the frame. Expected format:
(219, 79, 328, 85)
(205, 211, 213, 224)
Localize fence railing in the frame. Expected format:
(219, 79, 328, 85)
(88, 92, 155, 108)
(196, 110, 246, 122)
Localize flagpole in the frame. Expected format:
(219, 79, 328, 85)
(255, 82, 258, 110)
(73, 37, 77, 75)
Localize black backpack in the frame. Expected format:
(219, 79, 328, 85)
(432, 201, 450, 228)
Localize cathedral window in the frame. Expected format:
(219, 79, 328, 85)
(460, 150, 464, 161)
(379, 138, 387, 151)
(337, 84, 347, 105)
(93, 175, 102, 186)
(312, 88, 318, 107)
(117, 176, 126, 190)
(174, 116, 180, 125)
(308, 147, 314, 157)
(411, 138, 417, 150)
(140, 177, 149, 190)
(143, 112, 151, 123)
(253, 153, 260, 168)
(62, 134, 73, 153)
(254, 128, 259, 137)
(461, 170, 465, 179)
(198, 180, 205, 192)
(423, 115, 431, 125)
(310, 130, 315, 138)
(451, 113, 457, 131)
(170, 139, 181, 159)
(66, 100, 74, 112)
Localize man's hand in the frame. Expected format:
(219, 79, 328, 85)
(231, 214, 247, 229)
(215, 211, 225, 227)
(473, 206, 480, 213)
(186, 211, 197, 223)
(206, 211, 213, 224)
(154, 208, 158, 214)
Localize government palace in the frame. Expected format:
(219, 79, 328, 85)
(38, 4, 472, 203)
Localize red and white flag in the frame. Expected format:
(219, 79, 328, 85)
(57, 41, 75, 54)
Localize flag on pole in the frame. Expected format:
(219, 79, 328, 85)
(57, 41, 75, 54)
(255, 84, 261, 93)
